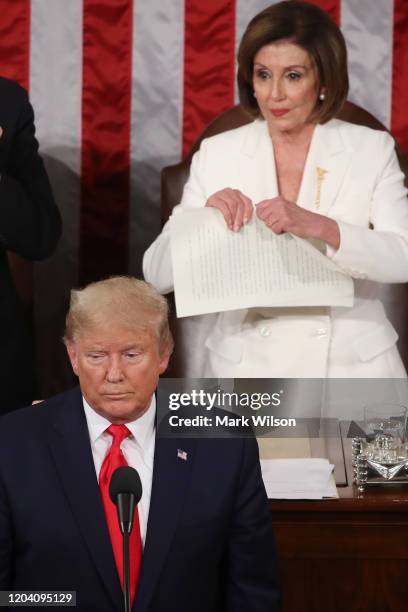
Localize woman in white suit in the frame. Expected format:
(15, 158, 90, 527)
(144, 0, 408, 379)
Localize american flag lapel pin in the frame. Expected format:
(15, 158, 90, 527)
(177, 448, 188, 461)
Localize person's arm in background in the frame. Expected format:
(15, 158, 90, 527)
(143, 142, 209, 294)
(0, 80, 61, 260)
(223, 436, 281, 612)
(325, 131, 408, 283)
(143, 135, 253, 293)
(255, 130, 408, 283)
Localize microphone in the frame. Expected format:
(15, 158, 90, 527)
(109, 466, 142, 534)
(109, 466, 142, 612)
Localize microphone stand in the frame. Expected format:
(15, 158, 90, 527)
(123, 531, 131, 612)
(109, 468, 142, 612)
(117, 492, 135, 612)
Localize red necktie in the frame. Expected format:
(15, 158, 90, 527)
(99, 424, 142, 605)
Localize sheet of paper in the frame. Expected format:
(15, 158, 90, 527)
(257, 437, 312, 459)
(170, 208, 354, 317)
(260, 458, 339, 499)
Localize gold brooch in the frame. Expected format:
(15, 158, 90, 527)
(315, 167, 328, 210)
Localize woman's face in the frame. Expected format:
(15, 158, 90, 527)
(252, 40, 321, 136)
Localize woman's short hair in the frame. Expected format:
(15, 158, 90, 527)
(64, 276, 174, 356)
(238, 0, 349, 123)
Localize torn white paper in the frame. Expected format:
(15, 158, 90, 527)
(170, 208, 354, 317)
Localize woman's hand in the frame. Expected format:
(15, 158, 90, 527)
(256, 196, 340, 250)
(206, 188, 253, 231)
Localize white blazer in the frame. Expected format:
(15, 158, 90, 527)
(143, 118, 408, 378)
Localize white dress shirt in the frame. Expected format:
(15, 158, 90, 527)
(83, 396, 156, 546)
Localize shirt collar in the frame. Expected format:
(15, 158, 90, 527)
(83, 394, 156, 450)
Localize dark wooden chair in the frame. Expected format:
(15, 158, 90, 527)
(161, 102, 408, 373)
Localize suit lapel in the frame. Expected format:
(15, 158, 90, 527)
(297, 119, 352, 215)
(47, 389, 123, 609)
(135, 434, 196, 611)
(237, 119, 352, 218)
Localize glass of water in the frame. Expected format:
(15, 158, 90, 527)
(363, 404, 407, 463)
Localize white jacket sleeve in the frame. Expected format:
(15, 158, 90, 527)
(327, 131, 408, 282)
(143, 142, 209, 294)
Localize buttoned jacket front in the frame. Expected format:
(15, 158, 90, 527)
(143, 118, 408, 377)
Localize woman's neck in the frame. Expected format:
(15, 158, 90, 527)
(268, 121, 316, 148)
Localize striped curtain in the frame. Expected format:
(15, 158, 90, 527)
(0, 0, 406, 393)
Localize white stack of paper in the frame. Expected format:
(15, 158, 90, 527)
(260, 458, 338, 499)
(170, 208, 353, 317)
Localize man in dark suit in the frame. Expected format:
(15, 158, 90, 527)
(0, 76, 61, 413)
(0, 276, 280, 611)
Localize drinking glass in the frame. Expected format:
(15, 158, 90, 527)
(363, 403, 407, 464)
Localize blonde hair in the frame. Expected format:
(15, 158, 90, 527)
(64, 276, 173, 355)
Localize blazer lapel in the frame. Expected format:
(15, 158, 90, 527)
(47, 389, 122, 609)
(297, 119, 352, 216)
(135, 434, 196, 611)
(237, 119, 352, 217)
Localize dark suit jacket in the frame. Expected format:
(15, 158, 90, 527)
(0, 76, 61, 413)
(0, 387, 280, 611)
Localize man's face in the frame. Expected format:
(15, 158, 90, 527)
(66, 324, 170, 423)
